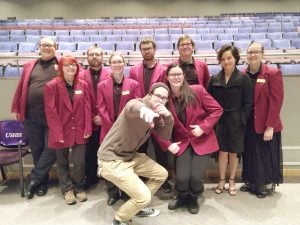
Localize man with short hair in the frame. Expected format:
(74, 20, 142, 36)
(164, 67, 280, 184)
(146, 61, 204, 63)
(11, 37, 58, 199)
(79, 45, 110, 189)
(176, 34, 210, 88)
(98, 82, 174, 225)
(129, 38, 171, 192)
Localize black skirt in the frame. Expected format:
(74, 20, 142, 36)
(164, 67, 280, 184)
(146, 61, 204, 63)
(242, 114, 283, 191)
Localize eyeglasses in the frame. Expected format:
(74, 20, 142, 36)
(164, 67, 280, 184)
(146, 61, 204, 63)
(110, 60, 124, 66)
(168, 73, 184, 78)
(63, 63, 77, 68)
(247, 51, 262, 55)
(179, 42, 192, 47)
(40, 44, 55, 48)
(152, 93, 168, 102)
(141, 47, 153, 52)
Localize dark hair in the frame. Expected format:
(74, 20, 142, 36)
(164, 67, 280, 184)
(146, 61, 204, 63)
(247, 41, 264, 54)
(166, 63, 198, 110)
(139, 37, 156, 50)
(57, 56, 79, 82)
(217, 44, 240, 65)
(176, 34, 195, 49)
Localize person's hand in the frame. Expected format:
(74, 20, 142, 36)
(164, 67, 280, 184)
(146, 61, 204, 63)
(140, 106, 159, 123)
(84, 134, 91, 139)
(154, 104, 171, 117)
(11, 112, 20, 120)
(263, 127, 274, 141)
(168, 141, 181, 154)
(190, 124, 204, 137)
(93, 115, 102, 125)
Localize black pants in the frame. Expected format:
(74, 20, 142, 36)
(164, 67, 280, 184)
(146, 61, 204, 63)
(85, 129, 100, 181)
(56, 144, 86, 194)
(24, 112, 56, 186)
(175, 146, 211, 196)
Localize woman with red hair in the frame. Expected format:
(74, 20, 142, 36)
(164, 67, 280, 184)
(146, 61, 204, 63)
(44, 56, 92, 205)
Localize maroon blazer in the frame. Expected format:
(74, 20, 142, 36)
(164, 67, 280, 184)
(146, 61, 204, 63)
(172, 58, 210, 88)
(78, 67, 111, 122)
(11, 57, 59, 120)
(245, 64, 284, 133)
(129, 62, 166, 96)
(156, 85, 223, 156)
(44, 78, 92, 149)
(97, 76, 141, 143)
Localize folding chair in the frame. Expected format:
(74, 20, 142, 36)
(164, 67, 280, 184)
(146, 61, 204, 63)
(0, 120, 30, 197)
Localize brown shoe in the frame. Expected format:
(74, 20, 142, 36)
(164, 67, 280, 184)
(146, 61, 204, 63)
(76, 191, 88, 202)
(64, 190, 77, 205)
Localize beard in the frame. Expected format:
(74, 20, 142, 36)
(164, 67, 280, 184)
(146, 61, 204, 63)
(88, 59, 102, 67)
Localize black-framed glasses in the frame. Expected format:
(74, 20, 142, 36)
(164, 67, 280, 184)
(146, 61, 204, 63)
(152, 93, 168, 102)
(168, 73, 184, 78)
(247, 50, 262, 55)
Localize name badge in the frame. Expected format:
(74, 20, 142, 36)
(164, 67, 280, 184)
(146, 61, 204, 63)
(257, 78, 266, 83)
(122, 90, 130, 95)
(75, 90, 83, 95)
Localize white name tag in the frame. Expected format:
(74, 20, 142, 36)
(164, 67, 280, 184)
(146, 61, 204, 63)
(75, 90, 83, 95)
(122, 90, 130, 95)
(257, 78, 266, 83)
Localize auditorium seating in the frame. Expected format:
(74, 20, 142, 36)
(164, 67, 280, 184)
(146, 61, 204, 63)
(0, 13, 299, 77)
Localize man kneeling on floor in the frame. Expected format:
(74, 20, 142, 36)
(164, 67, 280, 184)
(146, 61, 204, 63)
(97, 83, 174, 225)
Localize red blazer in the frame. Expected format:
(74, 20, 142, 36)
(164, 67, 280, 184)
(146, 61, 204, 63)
(172, 58, 210, 88)
(11, 57, 59, 120)
(245, 64, 284, 133)
(97, 76, 141, 143)
(156, 85, 223, 156)
(129, 62, 166, 96)
(44, 78, 92, 149)
(78, 67, 111, 122)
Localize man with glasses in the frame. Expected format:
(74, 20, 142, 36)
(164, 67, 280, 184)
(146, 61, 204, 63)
(129, 38, 172, 192)
(98, 82, 174, 225)
(11, 37, 59, 199)
(78, 45, 110, 189)
(175, 34, 210, 88)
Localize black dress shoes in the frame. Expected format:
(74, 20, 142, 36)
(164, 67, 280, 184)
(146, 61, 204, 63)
(26, 181, 38, 199)
(107, 196, 120, 206)
(36, 185, 48, 196)
(256, 190, 269, 198)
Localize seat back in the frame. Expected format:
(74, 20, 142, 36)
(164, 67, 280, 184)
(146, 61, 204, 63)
(0, 120, 28, 147)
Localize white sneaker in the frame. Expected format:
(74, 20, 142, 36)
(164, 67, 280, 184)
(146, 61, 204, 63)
(135, 208, 160, 217)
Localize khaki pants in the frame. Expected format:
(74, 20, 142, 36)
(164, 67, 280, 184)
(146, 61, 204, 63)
(99, 153, 168, 222)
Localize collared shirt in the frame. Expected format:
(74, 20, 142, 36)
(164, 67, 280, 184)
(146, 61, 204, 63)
(173, 96, 186, 126)
(179, 58, 198, 85)
(65, 81, 74, 104)
(113, 79, 123, 121)
(143, 61, 156, 94)
(89, 67, 102, 95)
(246, 64, 262, 85)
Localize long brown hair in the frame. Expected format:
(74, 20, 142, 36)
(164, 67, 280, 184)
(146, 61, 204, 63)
(166, 64, 198, 110)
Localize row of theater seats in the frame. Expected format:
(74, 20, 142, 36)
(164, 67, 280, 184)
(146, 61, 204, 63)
(1, 31, 300, 42)
(1, 14, 299, 27)
(0, 39, 299, 55)
(1, 63, 300, 78)
(0, 25, 299, 36)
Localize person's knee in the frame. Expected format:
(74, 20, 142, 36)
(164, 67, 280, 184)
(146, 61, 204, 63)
(134, 189, 152, 207)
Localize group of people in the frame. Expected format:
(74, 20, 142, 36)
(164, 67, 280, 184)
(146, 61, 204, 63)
(11, 34, 284, 225)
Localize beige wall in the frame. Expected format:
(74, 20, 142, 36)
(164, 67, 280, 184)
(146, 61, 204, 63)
(0, 0, 299, 19)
